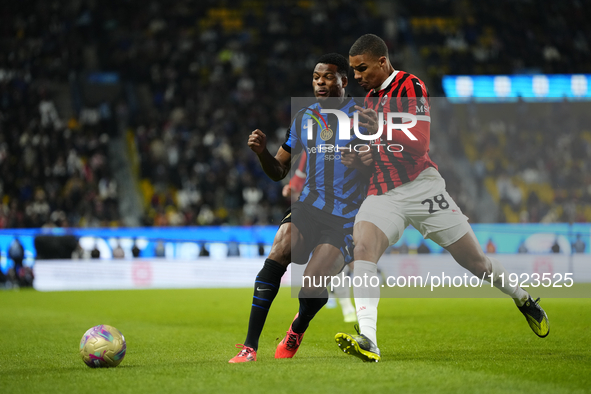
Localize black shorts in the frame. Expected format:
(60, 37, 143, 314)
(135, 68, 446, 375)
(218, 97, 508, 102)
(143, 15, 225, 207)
(281, 201, 354, 264)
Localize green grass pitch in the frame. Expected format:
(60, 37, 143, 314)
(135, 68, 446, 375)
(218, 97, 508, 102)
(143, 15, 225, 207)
(1, 286, 590, 394)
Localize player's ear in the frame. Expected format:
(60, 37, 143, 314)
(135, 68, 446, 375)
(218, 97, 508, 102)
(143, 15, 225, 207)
(378, 56, 387, 68)
(341, 74, 348, 88)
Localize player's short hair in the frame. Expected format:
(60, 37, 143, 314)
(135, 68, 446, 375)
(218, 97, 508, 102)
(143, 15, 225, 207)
(316, 53, 349, 76)
(349, 34, 389, 59)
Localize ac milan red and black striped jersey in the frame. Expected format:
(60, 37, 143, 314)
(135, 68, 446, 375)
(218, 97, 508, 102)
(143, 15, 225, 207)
(364, 70, 437, 196)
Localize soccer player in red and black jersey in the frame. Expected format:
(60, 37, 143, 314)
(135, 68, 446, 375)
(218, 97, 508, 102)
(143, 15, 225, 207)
(334, 34, 550, 362)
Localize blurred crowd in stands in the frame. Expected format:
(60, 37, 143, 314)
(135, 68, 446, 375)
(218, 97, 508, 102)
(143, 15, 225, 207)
(0, 1, 120, 228)
(460, 100, 591, 223)
(120, 0, 390, 226)
(0, 0, 589, 229)
(409, 0, 591, 93)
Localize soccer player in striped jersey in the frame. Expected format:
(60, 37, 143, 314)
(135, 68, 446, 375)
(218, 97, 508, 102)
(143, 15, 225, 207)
(334, 34, 549, 363)
(229, 53, 370, 363)
(283, 152, 357, 323)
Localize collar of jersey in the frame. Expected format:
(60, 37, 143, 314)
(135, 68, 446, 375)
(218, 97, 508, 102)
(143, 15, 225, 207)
(314, 95, 357, 112)
(374, 70, 399, 93)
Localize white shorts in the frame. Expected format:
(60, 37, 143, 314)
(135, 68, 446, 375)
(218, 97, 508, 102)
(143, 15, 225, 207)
(355, 167, 470, 247)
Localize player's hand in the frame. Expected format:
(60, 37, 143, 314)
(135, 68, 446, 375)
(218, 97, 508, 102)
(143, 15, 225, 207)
(282, 184, 292, 197)
(339, 147, 373, 169)
(339, 148, 357, 168)
(358, 148, 374, 166)
(248, 129, 267, 155)
(354, 105, 379, 134)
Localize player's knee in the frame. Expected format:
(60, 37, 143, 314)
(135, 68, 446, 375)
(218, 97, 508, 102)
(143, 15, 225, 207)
(267, 247, 290, 266)
(462, 256, 490, 277)
(267, 240, 291, 266)
(268, 225, 298, 265)
(352, 241, 375, 261)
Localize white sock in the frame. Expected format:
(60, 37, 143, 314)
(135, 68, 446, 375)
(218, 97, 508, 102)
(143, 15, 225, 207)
(488, 257, 528, 306)
(338, 297, 356, 317)
(332, 271, 355, 316)
(353, 260, 380, 346)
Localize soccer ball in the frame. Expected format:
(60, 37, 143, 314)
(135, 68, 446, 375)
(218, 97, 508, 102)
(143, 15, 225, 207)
(79, 324, 127, 368)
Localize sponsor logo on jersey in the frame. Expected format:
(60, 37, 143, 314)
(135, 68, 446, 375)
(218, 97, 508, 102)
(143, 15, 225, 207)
(416, 97, 430, 114)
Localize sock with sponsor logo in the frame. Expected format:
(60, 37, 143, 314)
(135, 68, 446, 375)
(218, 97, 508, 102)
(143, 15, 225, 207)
(353, 260, 380, 347)
(244, 259, 287, 350)
(488, 256, 529, 306)
(291, 288, 329, 334)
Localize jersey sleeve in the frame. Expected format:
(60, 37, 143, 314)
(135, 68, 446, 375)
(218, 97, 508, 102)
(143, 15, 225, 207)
(281, 111, 304, 155)
(386, 76, 431, 157)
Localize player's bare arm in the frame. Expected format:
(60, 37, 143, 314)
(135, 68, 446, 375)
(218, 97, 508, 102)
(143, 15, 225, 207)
(248, 129, 291, 181)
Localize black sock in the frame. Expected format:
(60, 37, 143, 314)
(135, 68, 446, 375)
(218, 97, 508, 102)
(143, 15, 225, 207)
(244, 259, 287, 350)
(291, 288, 329, 334)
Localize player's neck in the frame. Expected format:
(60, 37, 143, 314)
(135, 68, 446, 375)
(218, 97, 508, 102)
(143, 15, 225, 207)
(374, 65, 396, 92)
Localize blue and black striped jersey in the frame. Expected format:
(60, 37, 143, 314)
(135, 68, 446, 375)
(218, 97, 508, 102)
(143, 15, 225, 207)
(281, 97, 368, 221)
